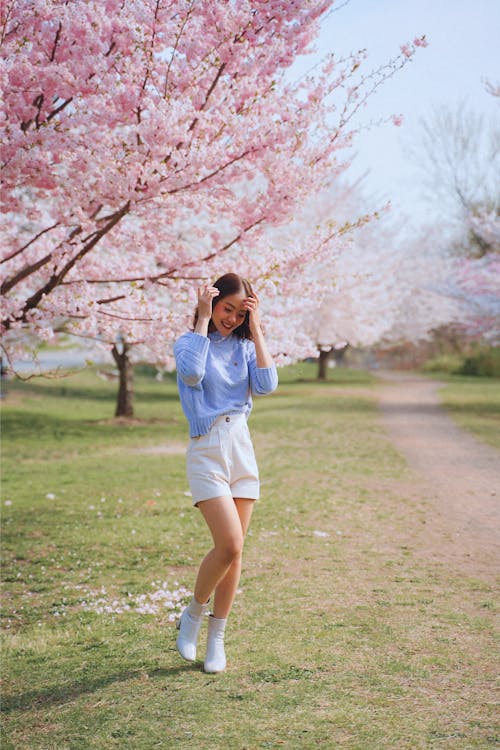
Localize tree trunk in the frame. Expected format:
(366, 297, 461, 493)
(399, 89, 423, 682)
(317, 347, 332, 380)
(112, 341, 134, 417)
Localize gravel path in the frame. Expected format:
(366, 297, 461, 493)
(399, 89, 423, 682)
(377, 371, 499, 581)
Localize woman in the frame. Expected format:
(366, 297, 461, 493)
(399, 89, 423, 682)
(173, 272, 278, 673)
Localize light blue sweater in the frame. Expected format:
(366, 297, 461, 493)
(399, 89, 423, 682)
(174, 331, 278, 437)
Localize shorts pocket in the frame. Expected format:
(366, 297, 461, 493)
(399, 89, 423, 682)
(239, 423, 255, 452)
(189, 428, 221, 458)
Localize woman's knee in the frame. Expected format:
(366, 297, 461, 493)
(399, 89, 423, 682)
(216, 533, 244, 564)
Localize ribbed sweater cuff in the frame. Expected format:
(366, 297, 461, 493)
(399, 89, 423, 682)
(255, 365, 278, 392)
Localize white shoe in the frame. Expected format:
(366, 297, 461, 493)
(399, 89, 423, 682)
(204, 615, 227, 673)
(176, 598, 208, 662)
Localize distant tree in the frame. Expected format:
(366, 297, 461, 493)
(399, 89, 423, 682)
(414, 90, 500, 345)
(317, 342, 349, 380)
(413, 103, 500, 256)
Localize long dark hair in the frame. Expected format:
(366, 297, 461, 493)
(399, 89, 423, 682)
(193, 273, 254, 340)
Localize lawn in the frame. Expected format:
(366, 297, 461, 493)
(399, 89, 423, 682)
(1, 365, 498, 749)
(436, 376, 500, 450)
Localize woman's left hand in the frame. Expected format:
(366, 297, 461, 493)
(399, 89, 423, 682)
(243, 292, 262, 335)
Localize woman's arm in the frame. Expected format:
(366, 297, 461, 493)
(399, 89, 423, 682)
(194, 285, 220, 336)
(173, 333, 209, 386)
(251, 326, 274, 368)
(173, 285, 220, 386)
(244, 292, 278, 394)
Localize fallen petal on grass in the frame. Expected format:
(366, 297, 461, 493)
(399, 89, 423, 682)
(80, 582, 192, 617)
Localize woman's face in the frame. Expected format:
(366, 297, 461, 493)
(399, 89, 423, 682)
(212, 290, 248, 336)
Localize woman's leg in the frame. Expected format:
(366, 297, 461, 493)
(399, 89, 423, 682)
(212, 498, 255, 619)
(196, 497, 255, 673)
(194, 496, 246, 607)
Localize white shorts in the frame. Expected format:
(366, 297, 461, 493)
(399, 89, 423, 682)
(186, 413, 260, 506)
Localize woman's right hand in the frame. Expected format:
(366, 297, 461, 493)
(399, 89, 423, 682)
(197, 285, 220, 321)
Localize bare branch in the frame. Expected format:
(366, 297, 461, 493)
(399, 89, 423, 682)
(411, 103, 500, 221)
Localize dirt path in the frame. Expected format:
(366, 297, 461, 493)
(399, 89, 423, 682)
(376, 371, 500, 581)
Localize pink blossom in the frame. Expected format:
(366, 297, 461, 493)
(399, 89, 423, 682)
(413, 35, 429, 48)
(0, 1, 427, 368)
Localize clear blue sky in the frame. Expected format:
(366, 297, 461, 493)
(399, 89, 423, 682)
(291, 0, 499, 227)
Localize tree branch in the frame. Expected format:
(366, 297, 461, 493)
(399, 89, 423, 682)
(3, 202, 130, 329)
(46, 97, 73, 123)
(59, 216, 266, 287)
(50, 21, 62, 62)
(1, 224, 82, 295)
(1, 222, 60, 265)
(96, 294, 127, 305)
(163, 1, 196, 97)
(99, 310, 154, 322)
(156, 147, 253, 197)
(188, 61, 226, 134)
(0, 1, 15, 46)
(1, 252, 54, 295)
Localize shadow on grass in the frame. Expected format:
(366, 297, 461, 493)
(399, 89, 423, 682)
(1, 663, 201, 714)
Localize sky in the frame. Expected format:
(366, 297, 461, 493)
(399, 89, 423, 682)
(290, 0, 499, 229)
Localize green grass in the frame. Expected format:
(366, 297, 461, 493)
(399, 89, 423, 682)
(432, 375, 500, 450)
(1, 366, 498, 749)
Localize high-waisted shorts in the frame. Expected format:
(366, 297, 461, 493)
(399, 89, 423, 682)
(186, 413, 260, 506)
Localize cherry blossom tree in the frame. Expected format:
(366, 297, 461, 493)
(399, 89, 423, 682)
(1, 0, 426, 412)
(416, 83, 500, 345)
(287, 206, 469, 374)
(447, 84, 500, 343)
(432, 211, 500, 344)
(371, 83, 499, 358)
(258, 177, 407, 373)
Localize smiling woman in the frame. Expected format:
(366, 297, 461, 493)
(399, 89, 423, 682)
(212, 295, 247, 335)
(193, 273, 253, 340)
(172, 272, 278, 673)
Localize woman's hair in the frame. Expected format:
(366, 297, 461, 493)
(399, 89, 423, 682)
(193, 272, 254, 339)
